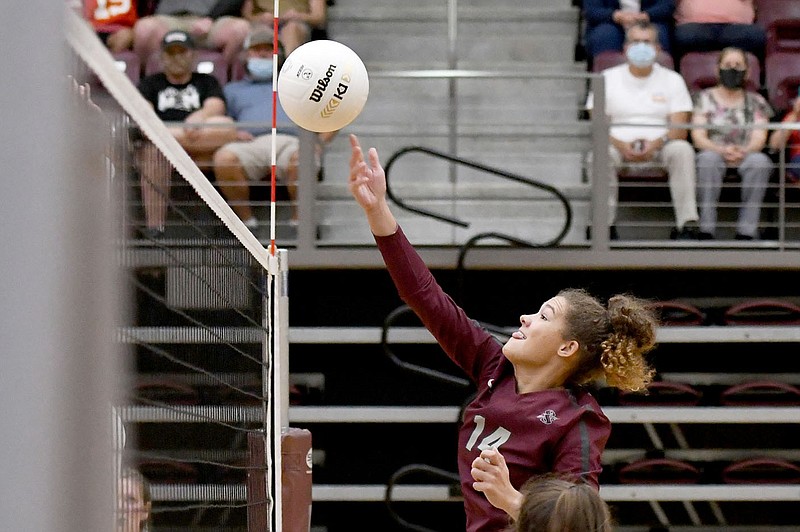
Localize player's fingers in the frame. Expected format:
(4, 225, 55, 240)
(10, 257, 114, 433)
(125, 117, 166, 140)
(349, 134, 363, 165)
(479, 448, 500, 466)
(368, 147, 381, 171)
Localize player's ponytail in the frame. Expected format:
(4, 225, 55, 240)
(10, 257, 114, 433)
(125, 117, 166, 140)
(559, 289, 657, 391)
(600, 295, 657, 391)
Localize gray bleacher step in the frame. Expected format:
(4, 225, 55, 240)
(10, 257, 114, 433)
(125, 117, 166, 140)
(310, 483, 800, 503)
(119, 325, 800, 347)
(329, 4, 577, 22)
(329, 13, 578, 66)
(316, 205, 589, 246)
(117, 405, 800, 424)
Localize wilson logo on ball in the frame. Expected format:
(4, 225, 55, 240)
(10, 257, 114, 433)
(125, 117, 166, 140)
(309, 64, 337, 103)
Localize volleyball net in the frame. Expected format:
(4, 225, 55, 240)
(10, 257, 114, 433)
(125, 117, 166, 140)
(64, 8, 305, 531)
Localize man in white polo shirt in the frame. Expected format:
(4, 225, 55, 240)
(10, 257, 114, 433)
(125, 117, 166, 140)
(587, 20, 699, 240)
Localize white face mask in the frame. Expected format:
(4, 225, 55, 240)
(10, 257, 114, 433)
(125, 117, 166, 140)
(247, 57, 274, 81)
(626, 42, 657, 68)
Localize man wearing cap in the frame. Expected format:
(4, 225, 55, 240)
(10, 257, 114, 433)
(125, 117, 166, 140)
(136, 30, 238, 238)
(212, 28, 335, 230)
(133, 0, 250, 66)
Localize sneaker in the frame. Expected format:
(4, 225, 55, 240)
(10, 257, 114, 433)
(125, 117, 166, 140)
(670, 221, 699, 240)
(139, 226, 165, 240)
(735, 233, 754, 241)
(697, 231, 715, 240)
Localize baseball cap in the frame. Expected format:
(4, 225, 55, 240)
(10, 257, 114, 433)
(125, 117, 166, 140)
(162, 30, 195, 50)
(244, 27, 275, 49)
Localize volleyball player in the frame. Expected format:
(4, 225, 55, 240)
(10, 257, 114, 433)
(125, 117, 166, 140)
(347, 134, 657, 531)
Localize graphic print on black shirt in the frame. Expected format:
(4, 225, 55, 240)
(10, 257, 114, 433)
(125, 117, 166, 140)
(158, 85, 201, 116)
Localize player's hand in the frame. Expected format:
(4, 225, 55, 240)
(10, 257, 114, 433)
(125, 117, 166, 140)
(348, 134, 386, 211)
(470, 448, 523, 520)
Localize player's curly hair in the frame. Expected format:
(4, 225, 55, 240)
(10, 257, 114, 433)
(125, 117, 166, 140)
(558, 288, 657, 392)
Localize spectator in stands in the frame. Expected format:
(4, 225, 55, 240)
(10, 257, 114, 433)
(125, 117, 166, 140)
(691, 46, 773, 240)
(117, 467, 152, 532)
(213, 27, 335, 229)
(586, 21, 700, 240)
(136, 30, 237, 237)
(133, 0, 250, 65)
(673, 0, 766, 62)
(347, 133, 658, 532)
(242, 0, 328, 54)
(84, 0, 144, 53)
(583, 0, 673, 63)
(768, 96, 800, 184)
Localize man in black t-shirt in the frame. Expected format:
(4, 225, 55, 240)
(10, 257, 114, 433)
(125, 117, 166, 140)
(135, 30, 237, 237)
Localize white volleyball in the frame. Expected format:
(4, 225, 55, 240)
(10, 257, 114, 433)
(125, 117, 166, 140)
(277, 40, 369, 132)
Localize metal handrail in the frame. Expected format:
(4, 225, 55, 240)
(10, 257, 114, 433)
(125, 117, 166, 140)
(381, 305, 471, 388)
(383, 146, 573, 244)
(385, 464, 462, 532)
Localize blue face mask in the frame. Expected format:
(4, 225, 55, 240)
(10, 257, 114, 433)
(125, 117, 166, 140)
(626, 42, 657, 68)
(247, 58, 274, 81)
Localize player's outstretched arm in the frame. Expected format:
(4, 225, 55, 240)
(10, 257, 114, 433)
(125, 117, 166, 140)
(348, 134, 397, 237)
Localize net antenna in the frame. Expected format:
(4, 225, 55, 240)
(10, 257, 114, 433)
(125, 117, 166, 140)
(270, 0, 282, 256)
(64, 6, 287, 531)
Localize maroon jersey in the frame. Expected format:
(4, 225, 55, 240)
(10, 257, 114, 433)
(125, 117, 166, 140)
(376, 227, 611, 532)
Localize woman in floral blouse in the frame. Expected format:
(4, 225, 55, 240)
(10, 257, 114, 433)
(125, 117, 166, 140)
(690, 47, 773, 240)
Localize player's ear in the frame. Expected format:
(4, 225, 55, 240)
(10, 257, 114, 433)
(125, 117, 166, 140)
(557, 340, 579, 359)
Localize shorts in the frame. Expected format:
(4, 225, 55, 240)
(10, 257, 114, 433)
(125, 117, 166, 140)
(223, 134, 303, 182)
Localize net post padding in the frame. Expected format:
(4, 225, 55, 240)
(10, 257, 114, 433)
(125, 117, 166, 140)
(282, 428, 313, 532)
(248, 428, 312, 532)
(63, 7, 275, 273)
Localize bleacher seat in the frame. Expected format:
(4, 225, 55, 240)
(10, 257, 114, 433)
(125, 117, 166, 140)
(720, 380, 800, 406)
(617, 458, 702, 484)
(722, 457, 800, 484)
(229, 57, 247, 82)
(756, 0, 800, 53)
(134, 378, 201, 405)
(112, 50, 141, 85)
(137, 460, 200, 484)
(765, 52, 800, 115)
(723, 298, 800, 325)
(650, 300, 706, 326)
(679, 51, 761, 94)
(591, 50, 674, 72)
(144, 50, 230, 86)
(619, 381, 703, 406)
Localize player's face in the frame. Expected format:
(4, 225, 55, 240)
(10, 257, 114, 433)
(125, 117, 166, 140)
(502, 296, 570, 366)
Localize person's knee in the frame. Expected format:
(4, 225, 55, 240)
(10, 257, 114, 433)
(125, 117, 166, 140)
(283, 21, 311, 42)
(741, 152, 774, 178)
(211, 17, 250, 48)
(213, 149, 241, 174)
(133, 16, 164, 42)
